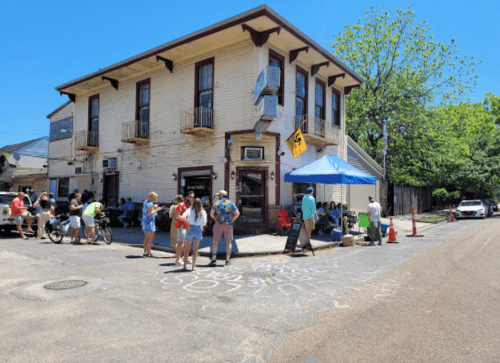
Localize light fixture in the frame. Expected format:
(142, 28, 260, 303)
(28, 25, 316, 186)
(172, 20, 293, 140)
(228, 139, 232, 147)
(172, 173, 177, 181)
(270, 171, 275, 180)
(231, 171, 235, 179)
(212, 172, 217, 179)
(255, 132, 262, 140)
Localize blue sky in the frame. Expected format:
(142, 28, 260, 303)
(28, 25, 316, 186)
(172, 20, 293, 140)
(1, 0, 498, 147)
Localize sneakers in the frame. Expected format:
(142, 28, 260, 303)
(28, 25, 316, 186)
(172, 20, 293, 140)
(368, 242, 376, 246)
(378, 241, 383, 245)
(174, 260, 183, 266)
(225, 260, 231, 266)
(208, 260, 217, 267)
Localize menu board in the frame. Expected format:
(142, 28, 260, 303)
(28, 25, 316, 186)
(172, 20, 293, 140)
(284, 219, 315, 256)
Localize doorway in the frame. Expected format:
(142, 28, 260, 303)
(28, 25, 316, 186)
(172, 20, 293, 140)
(103, 172, 119, 206)
(178, 166, 213, 204)
(236, 167, 268, 226)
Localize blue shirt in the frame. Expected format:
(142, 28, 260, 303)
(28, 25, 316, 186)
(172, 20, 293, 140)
(301, 194, 316, 220)
(211, 198, 237, 225)
(120, 202, 135, 216)
(142, 200, 154, 225)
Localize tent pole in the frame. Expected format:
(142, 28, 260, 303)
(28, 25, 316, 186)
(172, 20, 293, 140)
(341, 184, 343, 233)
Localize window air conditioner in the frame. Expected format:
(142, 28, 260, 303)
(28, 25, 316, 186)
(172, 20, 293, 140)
(102, 158, 117, 169)
(243, 147, 264, 161)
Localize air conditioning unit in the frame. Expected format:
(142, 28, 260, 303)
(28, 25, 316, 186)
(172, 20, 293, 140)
(242, 147, 264, 161)
(102, 158, 117, 169)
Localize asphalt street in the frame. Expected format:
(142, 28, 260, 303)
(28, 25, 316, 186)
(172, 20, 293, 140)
(0, 215, 499, 362)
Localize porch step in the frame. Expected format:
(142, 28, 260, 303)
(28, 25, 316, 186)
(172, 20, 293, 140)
(234, 227, 275, 235)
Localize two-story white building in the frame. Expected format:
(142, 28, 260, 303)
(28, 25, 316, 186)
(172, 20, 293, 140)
(53, 5, 363, 232)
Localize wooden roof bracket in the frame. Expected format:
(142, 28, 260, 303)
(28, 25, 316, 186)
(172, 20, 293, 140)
(345, 84, 361, 96)
(328, 73, 346, 87)
(311, 61, 329, 76)
(242, 24, 281, 47)
(289, 46, 309, 63)
(156, 56, 174, 73)
(60, 91, 76, 102)
(101, 76, 119, 90)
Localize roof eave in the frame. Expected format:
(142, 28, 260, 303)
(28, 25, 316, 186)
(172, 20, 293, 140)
(55, 4, 363, 93)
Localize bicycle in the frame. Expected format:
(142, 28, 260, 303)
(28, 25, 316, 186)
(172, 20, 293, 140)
(92, 214, 113, 244)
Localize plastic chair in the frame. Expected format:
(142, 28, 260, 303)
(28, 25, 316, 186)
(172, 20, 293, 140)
(276, 210, 293, 236)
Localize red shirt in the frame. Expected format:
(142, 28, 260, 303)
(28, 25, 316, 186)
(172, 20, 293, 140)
(11, 197, 25, 216)
(175, 202, 189, 229)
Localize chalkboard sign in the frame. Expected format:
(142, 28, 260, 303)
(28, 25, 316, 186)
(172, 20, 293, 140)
(284, 219, 302, 254)
(284, 219, 315, 256)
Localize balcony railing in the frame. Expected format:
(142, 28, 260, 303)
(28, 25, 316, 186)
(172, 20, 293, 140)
(181, 107, 214, 135)
(74, 131, 98, 150)
(122, 120, 150, 144)
(295, 115, 340, 146)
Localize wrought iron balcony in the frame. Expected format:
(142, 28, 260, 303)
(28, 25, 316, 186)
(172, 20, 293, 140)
(74, 131, 99, 151)
(295, 115, 340, 146)
(121, 120, 150, 145)
(181, 107, 214, 136)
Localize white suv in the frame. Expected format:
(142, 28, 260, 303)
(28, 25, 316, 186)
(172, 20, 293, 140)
(0, 192, 35, 232)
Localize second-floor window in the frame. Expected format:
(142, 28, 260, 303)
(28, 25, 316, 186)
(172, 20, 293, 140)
(296, 67, 308, 130)
(88, 95, 99, 146)
(315, 80, 325, 120)
(136, 79, 150, 138)
(196, 57, 214, 110)
(332, 89, 340, 126)
(269, 49, 284, 106)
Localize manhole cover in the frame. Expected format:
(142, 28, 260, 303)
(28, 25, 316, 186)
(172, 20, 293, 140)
(44, 280, 88, 290)
(245, 271, 277, 278)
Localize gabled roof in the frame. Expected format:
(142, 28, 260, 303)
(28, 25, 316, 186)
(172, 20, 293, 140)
(0, 137, 49, 158)
(46, 100, 72, 119)
(347, 136, 384, 177)
(56, 4, 363, 96)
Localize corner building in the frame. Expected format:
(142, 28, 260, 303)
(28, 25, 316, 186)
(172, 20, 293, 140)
(55, 5, 363, 233)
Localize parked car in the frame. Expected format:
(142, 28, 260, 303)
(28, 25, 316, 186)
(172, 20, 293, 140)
(0, 192, 36, 232)
(486, 198, 498, 212)
(455, 200, 488, 219)
(482, 199, 495, 217)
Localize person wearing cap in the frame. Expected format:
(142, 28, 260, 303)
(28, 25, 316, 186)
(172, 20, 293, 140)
(209, 190, 240, 267)
(301, 187, 318, 242)
(367, 196, 382, 246)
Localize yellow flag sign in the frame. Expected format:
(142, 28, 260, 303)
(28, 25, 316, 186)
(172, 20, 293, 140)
(286, 128, 307, 158)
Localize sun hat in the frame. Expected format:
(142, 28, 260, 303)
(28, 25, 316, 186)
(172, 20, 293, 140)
(217, 190, 228, 196)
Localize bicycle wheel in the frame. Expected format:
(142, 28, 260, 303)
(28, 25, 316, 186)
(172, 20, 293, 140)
(49, 227, 64, 244)
(101, 226, 113, 244)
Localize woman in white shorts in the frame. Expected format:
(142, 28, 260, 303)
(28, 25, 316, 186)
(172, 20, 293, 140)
(179, 198, 206, 271)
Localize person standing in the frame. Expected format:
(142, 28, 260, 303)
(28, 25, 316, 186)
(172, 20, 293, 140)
(301, 187, 318, 242)
(10, 192, 34, 239)
(169, 195, 184, 265)
(209, 190, 240, 267)
(367, 196, 382, 246)
(174, 194, 191, 265)
(179, 198, 206, 271)
(68, 188, 79, 203)
(82, 200, 104, 245)
(141, 192, 162, 257)
(69, 193, 83, 244)
(33, 192, 53, 239)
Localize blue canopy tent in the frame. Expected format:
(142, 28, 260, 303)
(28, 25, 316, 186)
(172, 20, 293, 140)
(284, 155, 376, 232)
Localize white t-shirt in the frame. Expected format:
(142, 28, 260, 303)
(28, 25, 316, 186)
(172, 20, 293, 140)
(367, 201, 382, 224)
(182, 208, 207, 226)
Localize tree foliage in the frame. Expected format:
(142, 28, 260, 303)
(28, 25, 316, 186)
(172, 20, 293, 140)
(329, 5, 500, 198)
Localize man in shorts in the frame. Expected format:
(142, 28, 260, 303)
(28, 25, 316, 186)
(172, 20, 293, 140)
(69, 193, 83, 243)
(301, 187, 318, 242)
(209, 190, 240, 266)
(10, 192, 34, 239)
(82, 201, 104, 244)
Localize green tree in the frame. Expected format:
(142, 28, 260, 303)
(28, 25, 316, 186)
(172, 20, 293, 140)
(330, 5, 480, 182)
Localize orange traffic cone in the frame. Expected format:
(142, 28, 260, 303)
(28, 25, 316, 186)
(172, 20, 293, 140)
(449, 204, 454, 222)
(406, 206, 424, 237)
(387, 217, 399, 243)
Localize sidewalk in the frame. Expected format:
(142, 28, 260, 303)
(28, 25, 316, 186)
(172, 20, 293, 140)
(112, 227, 339, 256)
(111, 210, 449, 257)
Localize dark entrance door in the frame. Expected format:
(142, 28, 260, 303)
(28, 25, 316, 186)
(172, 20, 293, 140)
(236, 167, 267, 225)
(103, 172, 119, 206)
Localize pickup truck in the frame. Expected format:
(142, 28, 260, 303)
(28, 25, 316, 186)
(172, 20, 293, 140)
(0, 192, 36, 232)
